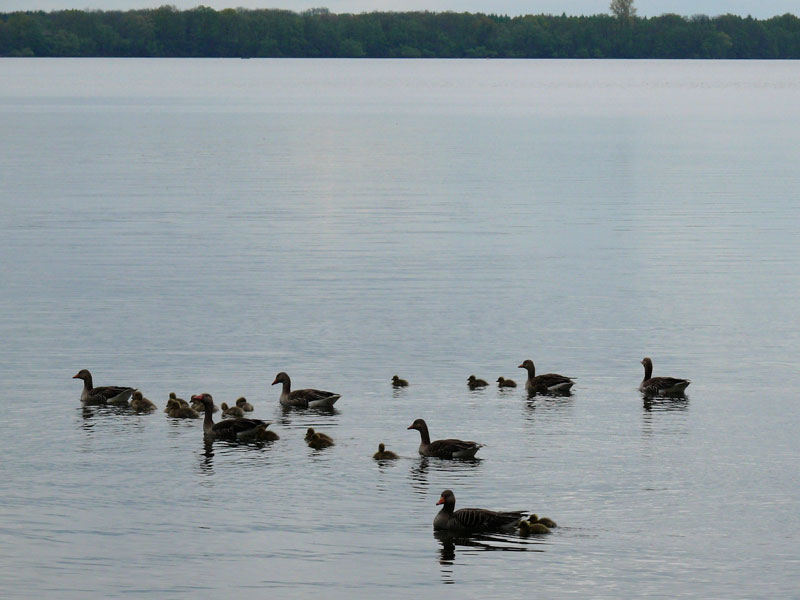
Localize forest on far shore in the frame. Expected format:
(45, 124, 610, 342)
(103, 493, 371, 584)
(2, 7, 800, 59)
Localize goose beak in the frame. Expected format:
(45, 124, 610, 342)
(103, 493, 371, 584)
(517, 364, 524, 368)
(436, 496, 445, 505)
(271, 378, 279, 385)
(72, 373, 80, 379)
(191, 394, 203, 401)
(407, 424, 414, 430)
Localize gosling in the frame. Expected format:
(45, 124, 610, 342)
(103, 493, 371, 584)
(373, 443, 399, 460)
(497, 377, 517, 388)
(392, 375, 409, 387)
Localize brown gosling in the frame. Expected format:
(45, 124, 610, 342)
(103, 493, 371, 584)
(236, 397, 254, 412)
(305, 428, 334, 443)
(467, 375, 489, 389)
(373, 443, 399, 460)
(519, 519, 551, 535)
(167, 398, 200, 419)
(497, 377, 517, 388)
(307, 432, 334, 449)
(130, 390, 157, 412)
(392, 375, 409, 387)
(221, 402, 245, 418)
(252, 424, 279, 441)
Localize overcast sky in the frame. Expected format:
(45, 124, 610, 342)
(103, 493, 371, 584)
(2, 1, 796, 19)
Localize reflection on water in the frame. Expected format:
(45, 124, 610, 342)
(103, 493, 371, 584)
(434, 530, 544, 584)
(642, 396, 690, 412)
(198, 439, 215, 475)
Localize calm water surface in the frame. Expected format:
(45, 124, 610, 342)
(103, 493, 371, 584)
(1, 59, 799, 598)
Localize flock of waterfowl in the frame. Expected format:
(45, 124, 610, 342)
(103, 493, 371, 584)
(73, 357, 689, 534)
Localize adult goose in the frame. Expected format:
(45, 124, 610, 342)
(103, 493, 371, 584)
(272, 372, 340, 408)
(497, 377, 517, 388)
(518, 360, 574, 394)
(72, 369, 136, 406)
(467, 375, 489, 390)
(407, 418, 482, 459)
(433, 489, 530, 533)
(640, 357, 690, 396)
(192, 393, 271, 441)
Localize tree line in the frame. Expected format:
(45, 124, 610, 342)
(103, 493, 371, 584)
(2, 6, 799, 59)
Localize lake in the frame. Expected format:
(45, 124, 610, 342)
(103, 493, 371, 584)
(0, 58, 798, 598)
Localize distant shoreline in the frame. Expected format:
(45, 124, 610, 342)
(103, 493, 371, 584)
(2, 8, 799, 59)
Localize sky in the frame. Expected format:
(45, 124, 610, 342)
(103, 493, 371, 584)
(1, 0, 797, 19)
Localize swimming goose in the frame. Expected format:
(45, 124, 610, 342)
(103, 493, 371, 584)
(305, 428, 333, 444)
(166, 398, 199, 419)
(497, 377, 517, 388)
(392, 375, 409, 387)
(433, 489, 530, 533)
(72, 369, 136, 406)
(221, 402, 245, 418)
(640, 357, 690, 396)
(467, 375, 489, 390)
(519, 520, 552, 535)
(518, 360, 574, 394)
(306, 432, 334, 449)
(272, 372, 340, 408)
(192, 393, 269, 440)
(407, 418, 482, 459)
(165, 392, 190, 413)
(236, 397, 254, 412)
(373, 443, 399, 460)
(130, 390, 157, 412)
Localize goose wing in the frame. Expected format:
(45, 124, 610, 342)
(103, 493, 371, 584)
(428, 438, 481, 458)
(289, 388, 340, 406)
(452, 508, 527, 532)
(642, 377, 690, 394)
(88, 385, 135, 404)
(212, 417, 267, 438)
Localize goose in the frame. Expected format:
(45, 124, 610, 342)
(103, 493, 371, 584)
(392, 375, 409, 387)
(467, 375, 489, 390)
(306, 432, 334, 449)
(191, 395, 218, 413)
(304, 428, 333, 444)
(192, 393, 269, 440)
(407, 418, 482, 459)
(272, 371, 340, 408)
(373, 443, 399, 460)
(433, 489, 530, 533)
(221, 402, 245, 418)
(130, 390, 157, 412)
(166, 398, 199, 419)
(251, 424, 279, 442)
(519, 520, 552, 535)
(640, 357, 690, 396)
(518, 360, 574, 394)
(236, 397, 254, 412)
(72, 369, 135, 406)
(165, 392, 190, 413)
(497, 377, 517, 388)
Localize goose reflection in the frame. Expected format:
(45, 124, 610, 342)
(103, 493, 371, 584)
(198, 439, 215, 475)
(435, 530, 541, 581)
(642, 396, 689, 412)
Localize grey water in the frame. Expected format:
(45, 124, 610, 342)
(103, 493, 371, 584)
(1, 58, 799, 598)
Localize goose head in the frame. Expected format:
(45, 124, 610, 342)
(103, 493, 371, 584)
(271, 372, 290, 386)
